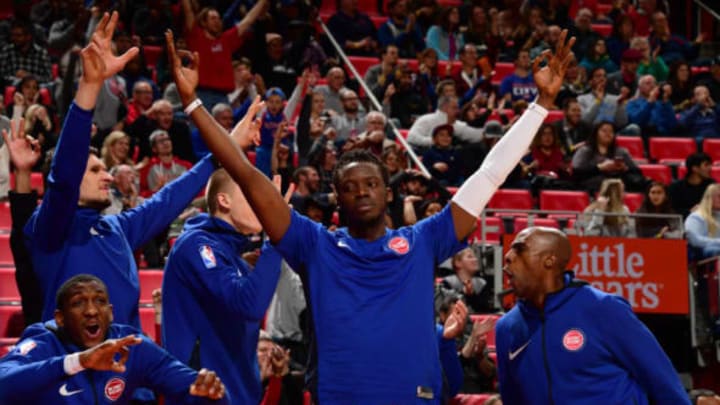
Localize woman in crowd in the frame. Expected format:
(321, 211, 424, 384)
(425, 7, 464, 61)
(685, 184, 720, 259)
(606, 14, 635, 65)
(583, 178, 636, 237)
(635, 182, 683, 238)
(667, 61, 695, 112)
(101, 130, 134, 171)
(580, 38, 618, 75)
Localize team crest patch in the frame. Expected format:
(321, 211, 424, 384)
(199, 245, 217, 269)
(562, 329, 585, 351)
(16, 339, 36, 355)
(104, 377, 125, 401)
(388, 236, 409, 255)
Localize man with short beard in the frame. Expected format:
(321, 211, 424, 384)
(330, 89, 367, 146)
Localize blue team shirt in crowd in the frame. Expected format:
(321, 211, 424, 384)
(275, 205, 465, 404)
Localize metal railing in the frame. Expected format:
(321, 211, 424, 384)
(317, 18, 431, 177)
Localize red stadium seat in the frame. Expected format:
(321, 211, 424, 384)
(0, 268, 19, 303)
(347, 56, 380, 79)
(246, 151, 257, 165)
(4, 86, 52, 108)
(591, 24, 612, 37)
(624, 192, 644, 212)
(139, 307, 158, 343)
(0, 202, 10, 231)
(691, 66, 710, 76)
(319, 0, 335, 15)
(438, 60, 463, 77)
(143, 45, 163, 68)
(597, 3, 612, 15)
(0, 234, 13, 266)
(0, 305, 22, 337)
(544, 110, 564, 123)
(139, 270, 163, 304)
(648, 137, 696, 163)
(615, 136, 646, 161)
(677, 165, 720, 182)
(469, 216, 502, 244)
(638, 164, 672, 185)
(539, 190, 590, 213)
(491, 62, 515, 86)
(9, 172, 44, 196)
(487, 189, 534, 215)
(400, 58, 419, 72)
(702, 139, 720, 164)
(370, 15, 388, 29)
(513, 217, 560, 232)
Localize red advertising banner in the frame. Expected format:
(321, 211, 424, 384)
(502, 235, 689, 314)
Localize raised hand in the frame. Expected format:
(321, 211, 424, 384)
(442, 299, 468, 340)
(532, 29, 575, 108)
(2, 118, 40, 172)
(165, 30, 200, 105)
(78, 335, 143, 373)
(189, 368, 226, 400)
(230, 96, 264, 149)
(81, 12, 139, 85)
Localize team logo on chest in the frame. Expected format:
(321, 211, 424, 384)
(104, 377, 126, 401)
(388, 236, 410, 255)
(562, 329, 585, 352)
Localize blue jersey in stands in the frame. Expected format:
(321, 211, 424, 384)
(24, 102, 215, 327)
(0, 322, 231, 405)
(275, 205, 465, 403)
(162, 214, 282, 404)
(496, 274, 690, 405)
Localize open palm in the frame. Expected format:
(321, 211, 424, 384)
(532, 29, 576, 102)
(82, 12, 139, 84)
(165, 30, 199, 104)
(2, 119, 40, 172)
(230, 96, 264, 149)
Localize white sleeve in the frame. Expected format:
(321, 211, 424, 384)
(407, 116, 433, 148)
(451, 103, 548, 217)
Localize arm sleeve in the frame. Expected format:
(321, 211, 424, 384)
(26, 102, 93, 252)
(425, 27, 448, 61)
(0, 340, 67, 401)
(115, 156, 215, 250)
(407, 116, 433, 148)
(678, 104, 700, 128)
(274, 210, 322, 272)
(451, 103, 547, 217)
(627, 99, 652, 126)
(684, 214, 720, 249)
(494, 320, 521, 405)
(436, 325, 463, 397)
(598, 297, 691, 405)
(571, 147, 601, 177)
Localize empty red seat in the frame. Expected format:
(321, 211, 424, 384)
(638, 164, 672, 185)
(702, 139, 720, 163)
(143, 45, 163, 68)
(513, 217, 560, 232)
(487, 189, 534, 212)
(347, 56, 379, 79)
(0, 268, 19, 303)
(591, 24, 612, 37)
(0, 305, 22, 337)
(624, 192, 644, 212)
(491, 62, 515, 86)
(0, 234, 13, 267)
(615, 136, 645, 161)
(139, 307, 158, 343)
(139, 270, 163, 304)
(544, 110, 564, 123)
(469, 216, 502, 244)
(648, 137, 696, 163)
(539, 190, 589, 213)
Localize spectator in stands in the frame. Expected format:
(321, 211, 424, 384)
(0, 274, 230, 404)
(678, 85, 720, 143)
(47, 0, 90, 57)
(378, 0, 425, 58)
(383, 147, 406, 178)
(163, 167, 283, 404)
(523, 123, 571, 180)
(458, 314, 497, 393)
(685, 184, 720, 259)
(365, 45, 400, 101)
(271, 123, 295, 194)
(127, 99, 196, 164)
(606, 14, 635, 66)
(635, 181, 683, 238)
(125, 81, 154, 126)
(649, 11, 701, 66)
(497, 227, 690, 404)
(556, 56, 588, 108)
(422, 124, 463, 187)
(256, 88, 291, 177)
(191, 103, 233, 161)
(583, 178, 636, 237)
(499, 50, 538, 106)
(441, 247, 489, 313)
(415, 47, 444, 99)
(353, 111, 394, 158)
(425, 7, 464, 61)
(627, 74, 677, 136)
(668, 61, 695, 112)
(571, 121, 644, 193)
(463, 5, 500, 65)
(0, 19, 52, 86)
(568, 8, 600, 58)
(314, 67, 350, 115)
(407, 95, 485, 153)
(454, 44, 492, 101)
(289, 165, 336, 219)
(669, 152, 715, 218)
(3, 117, 43, 326)
(22, 104, 56, 171)
(327, 0, 378, 56)
(7, 75, 46, 119)
(24, 12, 222, 328)
(578, 68, 629, 128)
(527, 24, 562, 61)
(701, 57, 720, 102)
(630, 36, 668, 82)
(104, 164, 143, 215)
(139, 130, 193, 197)
(382, 64, 432, 129)
(228, 58, 264, 111)
(552, 97, 591, 155)
(628, 0, 664, 36)
(579, 38, 618, 75)
(330, 89, 367, 148)
(120, 52, 158, 102)
(181, 0, 268, 109)
(257, 330, 304, 403)
(606, 48, 641, 96)
(100, 130, 133, 171)
(254, 32, 299, 96)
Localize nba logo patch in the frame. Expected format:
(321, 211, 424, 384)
(199, 245, 217, 269)
(104, 377, 125, 401)
(16, 339, 36, 355)
(562, 329, 585, 352)
(388, 236, 409, 255)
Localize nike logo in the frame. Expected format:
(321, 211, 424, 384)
(89, 227, 100, 236)
(508, 340, 531, 361)
(59, 383, 83, 397)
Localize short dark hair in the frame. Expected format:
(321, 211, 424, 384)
(332, 149, 390, 191)
(686, 152, 711, 172)
(293, 166, 316, 184)
(562, 97, 578, 110)
(56, 274, 108, 310)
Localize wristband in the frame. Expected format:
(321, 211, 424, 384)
(63, 352, 86, 375)
(184, 98, 203, 116)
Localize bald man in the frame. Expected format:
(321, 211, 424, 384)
(496, 227, 689, 405)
